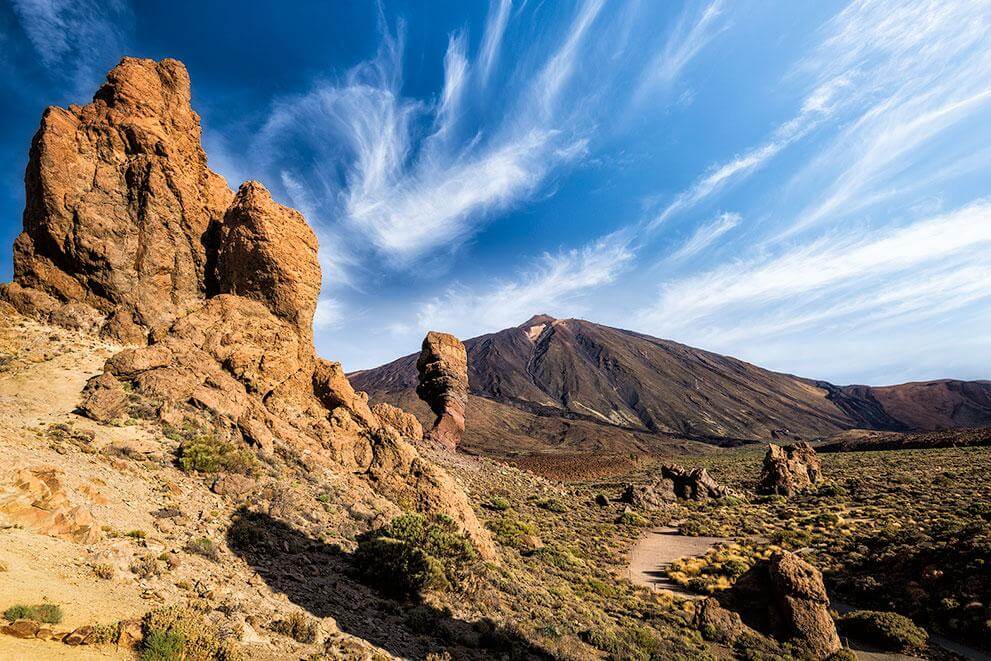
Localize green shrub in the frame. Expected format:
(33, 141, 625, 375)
(271, 611, 318, 643)
(485, 515, 538, 547)
(142, 604, 242, 660)
(484, 496, 511, 511)
(171, 423, 257, 475)
(616, 509, 648, 526)
(142, 629, 185, 661)
(354, 513, 478, 596)
(185, 537, 220, 561)
(535, 498, 568, 513)
(2, 603, 62, 624)
(837, 610, 928, 652)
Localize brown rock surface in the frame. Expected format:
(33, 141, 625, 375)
(78, 372, 129, 423)
(723, 551, 841, 659)
(216, 181, 321, 339)
(2, 57, 494, 561)
(660, 464, 736, 501)
(7, 57, 233, 341)
(372, 402, 424, 441)
(416, 332, 469, 451)
(757, 442, 823, 496)
(0, 467, 101, 544)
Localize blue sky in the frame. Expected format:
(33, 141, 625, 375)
(1, 1, 990, 385)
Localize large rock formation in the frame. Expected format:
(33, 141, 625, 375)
(722, 551, 841, 659)
(620, 464, 736, 508)
(3, 57, 494, 560)
(4, 57, 232, 342)
(757, 442, 823, 496)
(416, 331, 469, 451)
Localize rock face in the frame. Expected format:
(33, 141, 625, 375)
(7, 57, 232, 342)
(0, 467, 101, 544)
(661, 464, 736, 500)
(757, 442, 823, 496)
(2, 57, 494, 560)
(416, 332, 469, 451)
(216, 181, 321, 340)
(372, 402, 424, 441)
(723, 551, 841, 659)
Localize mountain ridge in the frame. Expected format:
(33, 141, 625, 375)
(349, 314, 991, 459)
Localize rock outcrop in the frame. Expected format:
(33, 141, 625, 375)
(661, 464, 736, 500)
(620, 464, 736, 508)
(722, 551, 841, 659)
(0, 467, 101, 544)
(372, 402, 424, 441)
(5, 57, 232, 342)
(757, 442, 823, 496)
(4, 57, 494, 560)
(416, 331, 469, 451)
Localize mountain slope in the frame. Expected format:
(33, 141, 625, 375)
(349, 315, 991, 458)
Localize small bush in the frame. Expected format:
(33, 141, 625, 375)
(486, 515, 538, 548)
(271, 611, 318, 643)
(185, 537, 220, 562)
(127, 529, 147, 539)
(172, 423, 257, 475)
(354, 512, 478, 596)
(3, 603, 63, 624)
(142, 604, 242, 661)
(535, 498, 568, 513)
(93, 563, 115, 579)
(837, 610, 928, 653)
(616, 509, 648, 526)
(485, 496, 511, 511)
(142, 629, 185, 661)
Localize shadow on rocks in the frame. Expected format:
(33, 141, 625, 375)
(226, 508, 551, 660)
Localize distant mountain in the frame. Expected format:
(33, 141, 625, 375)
(349, 315, 991, 459)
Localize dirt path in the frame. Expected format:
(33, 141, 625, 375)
(626, 526, 728, 598)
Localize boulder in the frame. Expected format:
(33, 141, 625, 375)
(2, 619, 40, 639)
(372, 402, 424, 441)
(722, 551, 841, 659)
(8, 57, 232, 339)
(0, 466, 101, 544)
(78, 372, 129, 423)
(620, 481, 675, 508)
(693, 597, 745, 645)
(757, 442, 823, 496)
(660, 464, 736, 500)
(415, 331, 469, 451)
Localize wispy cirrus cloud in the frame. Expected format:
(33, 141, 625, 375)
(780, 0, 991, 237)
(415, 232, 634, 338)
(666, 211, 740, 262)
(10, 0, 132, 94)
(257, 1, 608, 273)
(637, 0, 726, 98)
(477, 0, 512, 85)
(640, 200, 991, 340)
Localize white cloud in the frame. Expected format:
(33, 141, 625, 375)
(646, 76, 846, 232)
(638, 0, 726, 96)
(10, 0, 131, 93)
(667, 211, 741, 262)
(313, 297, 345, 330)
(478, 0, 512, 85)
(416, 233, 634, 337)
(779, 0, 991, 237)
(258, 1, 611, 269)
(640, 200, 991, 337)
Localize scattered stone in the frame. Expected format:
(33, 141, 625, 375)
(78, 371, 129, 423)
(2, 619, 40, 639)
(416, 331, 469, 451)
(757, 442, 823, 496)
(211, 473, 258, 498)
(594, 493, 610, 507)
(722, 550, 841, 659)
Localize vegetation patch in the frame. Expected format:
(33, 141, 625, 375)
(170, 422, 258, 475)
(354, 512, 479, 596)
(141, 604, 242, 661)
(2, 603, 63, 624)
(836, 610, 928, 653)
